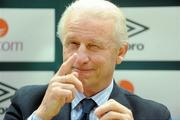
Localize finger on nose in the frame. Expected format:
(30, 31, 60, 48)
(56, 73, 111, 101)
(57, 53, 78, 76)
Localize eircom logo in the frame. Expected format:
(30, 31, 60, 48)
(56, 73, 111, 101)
(0, 18, 8, 38)
(0, 18, 23, 52)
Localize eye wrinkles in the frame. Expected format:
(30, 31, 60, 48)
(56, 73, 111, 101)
(64, 37, 106, 52)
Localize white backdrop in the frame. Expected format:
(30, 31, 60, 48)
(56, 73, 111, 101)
(0, 6, 179, 120)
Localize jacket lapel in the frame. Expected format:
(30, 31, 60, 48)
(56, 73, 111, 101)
(109, 81, 132, 110)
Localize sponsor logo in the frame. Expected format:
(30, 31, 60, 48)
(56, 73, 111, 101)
(127, 19, 149, 38)
(0, 107, 7, 115)
(0, 18, 8, 38)
(126, 19, 149, 51)
(0, 82, 17, 103)
(0, 41, 23, 51)
(0, 18, 23, 52)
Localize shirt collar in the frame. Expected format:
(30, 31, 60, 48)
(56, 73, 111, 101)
(72, 80, 114, 109)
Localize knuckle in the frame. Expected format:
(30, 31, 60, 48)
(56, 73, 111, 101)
(109, 99, 116, 103)
(102, 112, 112, 120)
(127, 109, 132, 115)
(66, 90, 73, 96)
(108, 111, 114, 116)
(67, 74, 75, 80)
(69, 84, 75, 90)
(51, 87, 58, 93)
(126, 114, 132, 120)
(50, 82, 57, 87)
(125, 110, 133, 120)
(64, 74, 71, 80)
(108, 99, 117, 106)
(48, 87, 61, 99)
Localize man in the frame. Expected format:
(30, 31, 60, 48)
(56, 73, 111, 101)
(4, 0, 171, 120)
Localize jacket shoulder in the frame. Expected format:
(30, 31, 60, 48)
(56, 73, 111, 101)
(125, 93, 171, 120)
(14, 84, 47, 105)
(5, 85, 47, 119)
(14, 85, 47, 99)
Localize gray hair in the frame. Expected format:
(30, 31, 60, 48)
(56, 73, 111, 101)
(57, 0, 128, 47)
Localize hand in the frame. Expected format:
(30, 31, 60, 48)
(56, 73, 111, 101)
(35, 53, 83, 120)
(95, 99, 134, 120)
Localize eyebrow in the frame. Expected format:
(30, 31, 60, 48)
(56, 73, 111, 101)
(65, 35, 105, 45)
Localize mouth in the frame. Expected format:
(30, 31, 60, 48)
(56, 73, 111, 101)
(72, 67, 95, 74)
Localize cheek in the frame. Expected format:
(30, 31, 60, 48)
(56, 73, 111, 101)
(63, 48, 74, 61)
(91, 54, 116, 79)
(97, 54, 116, 68)
(94, 51, 116, 61)
(91, 53, 110, 66)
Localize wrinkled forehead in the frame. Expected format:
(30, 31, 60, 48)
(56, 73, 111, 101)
(65, 15, 115, 41)
(66, 11, 115, 34)
(71, 14, 114, 28)
(68, 6, 117, 21)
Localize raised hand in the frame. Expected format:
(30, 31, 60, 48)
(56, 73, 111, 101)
(35, 53, 83, 120)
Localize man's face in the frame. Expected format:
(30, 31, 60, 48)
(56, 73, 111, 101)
(62, 15, 120, 95)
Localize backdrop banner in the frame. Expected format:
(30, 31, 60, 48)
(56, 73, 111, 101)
(122, 7, 180, 61)
(0, 9, 55, 62)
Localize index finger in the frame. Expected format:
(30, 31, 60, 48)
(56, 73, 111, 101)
(57, 53, 77, 76)
(59, 73, 83, 93)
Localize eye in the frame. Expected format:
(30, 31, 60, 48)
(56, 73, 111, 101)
(71, 41, 78, 45)
(88, 44, 100, 49)
(69, 41, 80, 48)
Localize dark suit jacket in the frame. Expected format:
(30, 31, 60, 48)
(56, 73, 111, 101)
(4, 82, 171, 120)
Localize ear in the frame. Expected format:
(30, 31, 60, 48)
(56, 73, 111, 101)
(116, 43, 128, 64)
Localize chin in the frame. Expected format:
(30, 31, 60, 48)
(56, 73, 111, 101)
(78, 74, 90, 81)
(78, 77, 91, 86)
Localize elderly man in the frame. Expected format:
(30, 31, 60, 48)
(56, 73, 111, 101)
(4, 0, 171, 120)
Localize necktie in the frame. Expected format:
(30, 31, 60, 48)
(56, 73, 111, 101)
(79, 98, 97, 120)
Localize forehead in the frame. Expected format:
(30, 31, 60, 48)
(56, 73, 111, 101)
(64, 14, 115, 42)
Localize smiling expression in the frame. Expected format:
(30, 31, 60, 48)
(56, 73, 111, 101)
(62, 14, 122, 96)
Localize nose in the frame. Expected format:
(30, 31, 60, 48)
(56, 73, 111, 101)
(75, 44, 90, 65)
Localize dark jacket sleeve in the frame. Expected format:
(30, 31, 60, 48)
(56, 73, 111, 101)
(126, 94, 171, 120)
(3, 85, 47, 120)
(111, 82, 171, 120)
